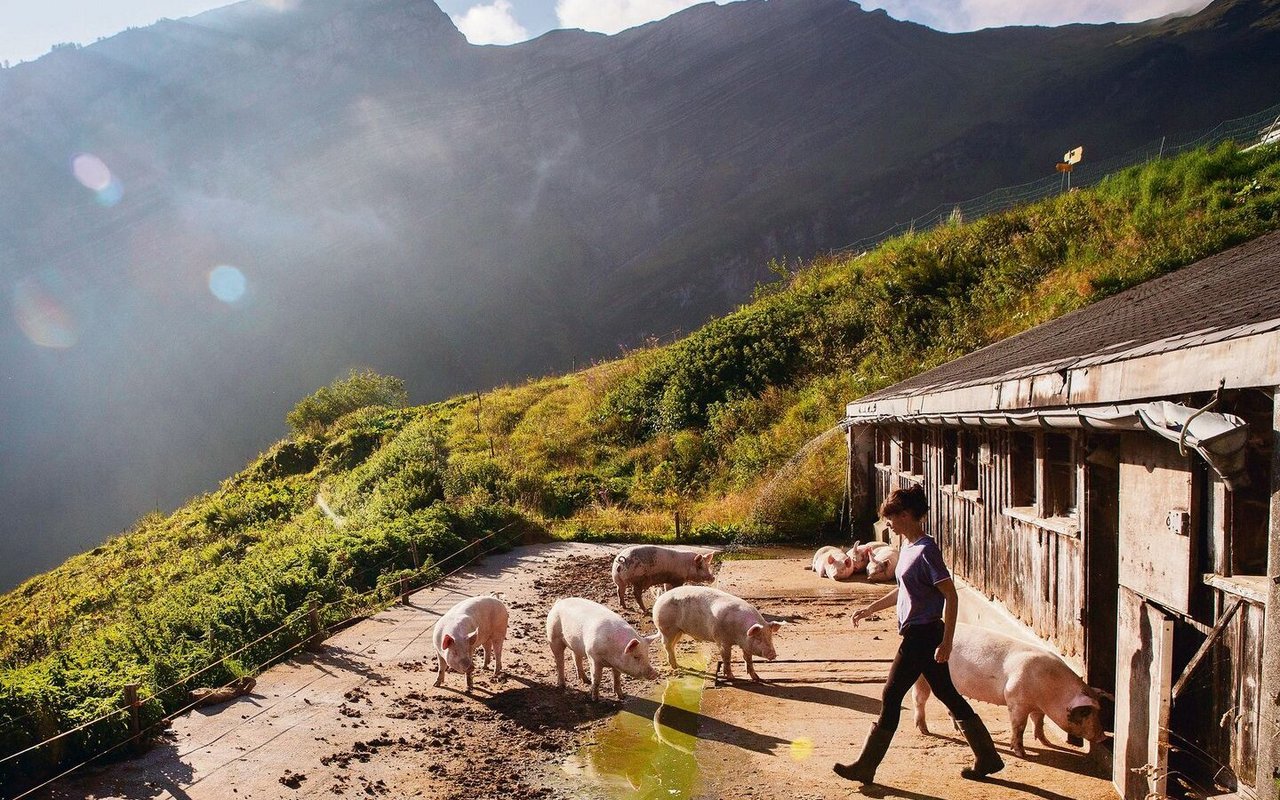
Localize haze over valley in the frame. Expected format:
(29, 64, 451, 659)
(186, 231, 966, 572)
(2, 0, 1279, 589)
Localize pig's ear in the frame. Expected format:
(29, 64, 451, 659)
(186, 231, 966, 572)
(694, 554, 706, 567)
(1069, 691, 1100, 710)
(644, 632, 662, 644)
(769, 620, 785, 633)
(825, 554, 836, 564)
(747, 623, 764, 639)
(625, 638, 641, 654)
(467, 629, 480, 642)
(442, 634, 454, 650)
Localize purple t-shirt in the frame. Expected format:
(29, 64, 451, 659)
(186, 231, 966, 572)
(895, 535, 952, 631)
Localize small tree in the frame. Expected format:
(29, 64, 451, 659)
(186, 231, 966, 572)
(287, 369, 408, 435)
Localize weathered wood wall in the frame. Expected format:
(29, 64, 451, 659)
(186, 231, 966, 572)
(872, 426, 1086, 657)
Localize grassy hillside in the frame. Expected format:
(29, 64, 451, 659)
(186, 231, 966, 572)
(2, 141, 1279, 785)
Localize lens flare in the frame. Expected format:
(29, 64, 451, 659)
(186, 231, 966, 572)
(13, 274, 78, 348)
(789, 737, 814, 761)
(209, 265, 247, 303)
(71, 153, 124, 206)
(71, 153, 111, 191)
(96, 179, 124, 207)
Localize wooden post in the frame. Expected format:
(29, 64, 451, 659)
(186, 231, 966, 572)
(1257, 387, 1280, 800)
(674, 511, 681, 541)
(409, 538, 420, 570)
(399, 577, 411, 605)
(124, 684, 141, 753)
(307, 601, 323, 651)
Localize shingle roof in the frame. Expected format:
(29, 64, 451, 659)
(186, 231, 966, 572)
(857, 228, 1280, 403)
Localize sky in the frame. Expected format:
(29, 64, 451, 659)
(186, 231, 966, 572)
(0, 0, 1212, 65)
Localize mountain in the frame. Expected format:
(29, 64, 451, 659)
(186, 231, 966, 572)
(2, 0, 1279, 590)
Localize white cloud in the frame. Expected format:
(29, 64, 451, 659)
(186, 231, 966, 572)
(555, 0, 711, 36)
(862, 1, 1211, 31)
(451, 0, 530, 45)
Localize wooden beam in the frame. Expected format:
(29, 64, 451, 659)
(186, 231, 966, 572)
(1171, 596, 1242, 701)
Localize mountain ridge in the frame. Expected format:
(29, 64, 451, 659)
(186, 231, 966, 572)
(2, 0, 1279, 589)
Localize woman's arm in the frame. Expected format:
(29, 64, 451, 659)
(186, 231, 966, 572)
(851, 587, 898, 626)
(935, 578, 959, 662)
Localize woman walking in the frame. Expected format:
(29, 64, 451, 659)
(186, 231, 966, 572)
(833, 484, 1003, 784)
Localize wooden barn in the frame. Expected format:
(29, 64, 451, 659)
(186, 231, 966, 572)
(843, 229, 1280, 800)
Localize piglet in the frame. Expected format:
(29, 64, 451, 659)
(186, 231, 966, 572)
(811, 545, 857, 580)
(848, 541, 877, 572)
(612, 545, 715, 612)
(652, 585, 782, 681)
(546, 597, 659, 701)
(433, 595, 508, 692)
(913, 622, 1107, 757)
(865, 545, 899, 582)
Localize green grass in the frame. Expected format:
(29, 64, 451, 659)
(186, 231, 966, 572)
(2, 140, 1279, 785)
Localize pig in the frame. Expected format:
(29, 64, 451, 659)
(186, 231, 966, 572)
(612, 545, 716, 612)
(865, 545, 899, 582)
(546, 597, 660, 701)
(432, 595, 508, 692)
(912, 623, 1107, 757)
(652, 585, 783, 682)
(811, 545, 857, 580)
(849, 541, 879, 569)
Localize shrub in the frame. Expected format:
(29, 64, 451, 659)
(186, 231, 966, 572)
(286, 370, 408, 435)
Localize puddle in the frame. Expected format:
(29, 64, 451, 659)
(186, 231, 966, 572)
(563, 656, 709, 799)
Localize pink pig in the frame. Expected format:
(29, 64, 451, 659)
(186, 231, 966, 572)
(811, 546, 857, 580)
(546, 597, 659, 701)
(432, 595, 508, 692)
(612, 545, 716, 611)
(912, 623, 1107, 757)
(848, 541, 878, 572)
(652, 585, 783, 681)
(865, 545, 899, 582)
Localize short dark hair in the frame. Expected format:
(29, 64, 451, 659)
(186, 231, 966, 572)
(880, 484, 928, 519)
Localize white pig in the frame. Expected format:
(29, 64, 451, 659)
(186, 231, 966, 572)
(546, 597, 659, 701)
(612, 545, 716, 612)
(912, 623, 1107, 757)
(865, 545, 899, 582)
(812, 545, 857, 580)
(652, 585, 783, 681)
(848, 541, 878, 571)
(433, 595, 508, 692)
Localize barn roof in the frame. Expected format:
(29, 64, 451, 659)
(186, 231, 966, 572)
(848, 228, 1280, 415)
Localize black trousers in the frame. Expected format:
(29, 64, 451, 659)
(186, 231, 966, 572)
(877, 620, 975, 732)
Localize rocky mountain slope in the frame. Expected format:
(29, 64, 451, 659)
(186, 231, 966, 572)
(2, 0, 1279, 587)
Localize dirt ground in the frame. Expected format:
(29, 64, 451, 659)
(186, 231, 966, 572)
(42, 544, 1118, 800)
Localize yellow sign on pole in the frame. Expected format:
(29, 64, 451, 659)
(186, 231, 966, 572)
(1064, 146, 1084, 165)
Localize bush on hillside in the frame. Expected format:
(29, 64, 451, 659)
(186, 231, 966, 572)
(286, 369, 408, 435)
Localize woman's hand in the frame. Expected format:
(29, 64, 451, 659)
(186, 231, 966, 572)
(851, 607, 873, 627)
(934, 640, 952, 663)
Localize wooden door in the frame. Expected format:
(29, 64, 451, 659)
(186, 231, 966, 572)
(1114, 586, 1175, 800)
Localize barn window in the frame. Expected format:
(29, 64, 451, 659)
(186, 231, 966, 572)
(941, 429, 958, 485)
(875, 428, 891, 466)
(1009, 432, 1036, 507)
(959, 430, 979, 491)
(903, 427, 925, 476)
(1043, 433, 1077, 517)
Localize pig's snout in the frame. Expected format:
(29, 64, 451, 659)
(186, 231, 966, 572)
(1067, 703, 1107, 742)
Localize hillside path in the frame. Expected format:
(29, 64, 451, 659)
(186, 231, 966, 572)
(40, 544, 1118, 800)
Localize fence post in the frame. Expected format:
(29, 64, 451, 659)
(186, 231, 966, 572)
(399, 577, 411, 605)
(124, 684, 142, 753)
(307, 601, 323, 651)
(409, 538, 420, 570)
(674, 511, 682, 541)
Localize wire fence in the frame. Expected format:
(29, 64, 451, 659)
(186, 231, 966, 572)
(0, 522, 524, 800)
(834, 101, 1280, 256)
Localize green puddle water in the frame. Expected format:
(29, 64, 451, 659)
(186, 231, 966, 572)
(563, 656, 708, 799)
